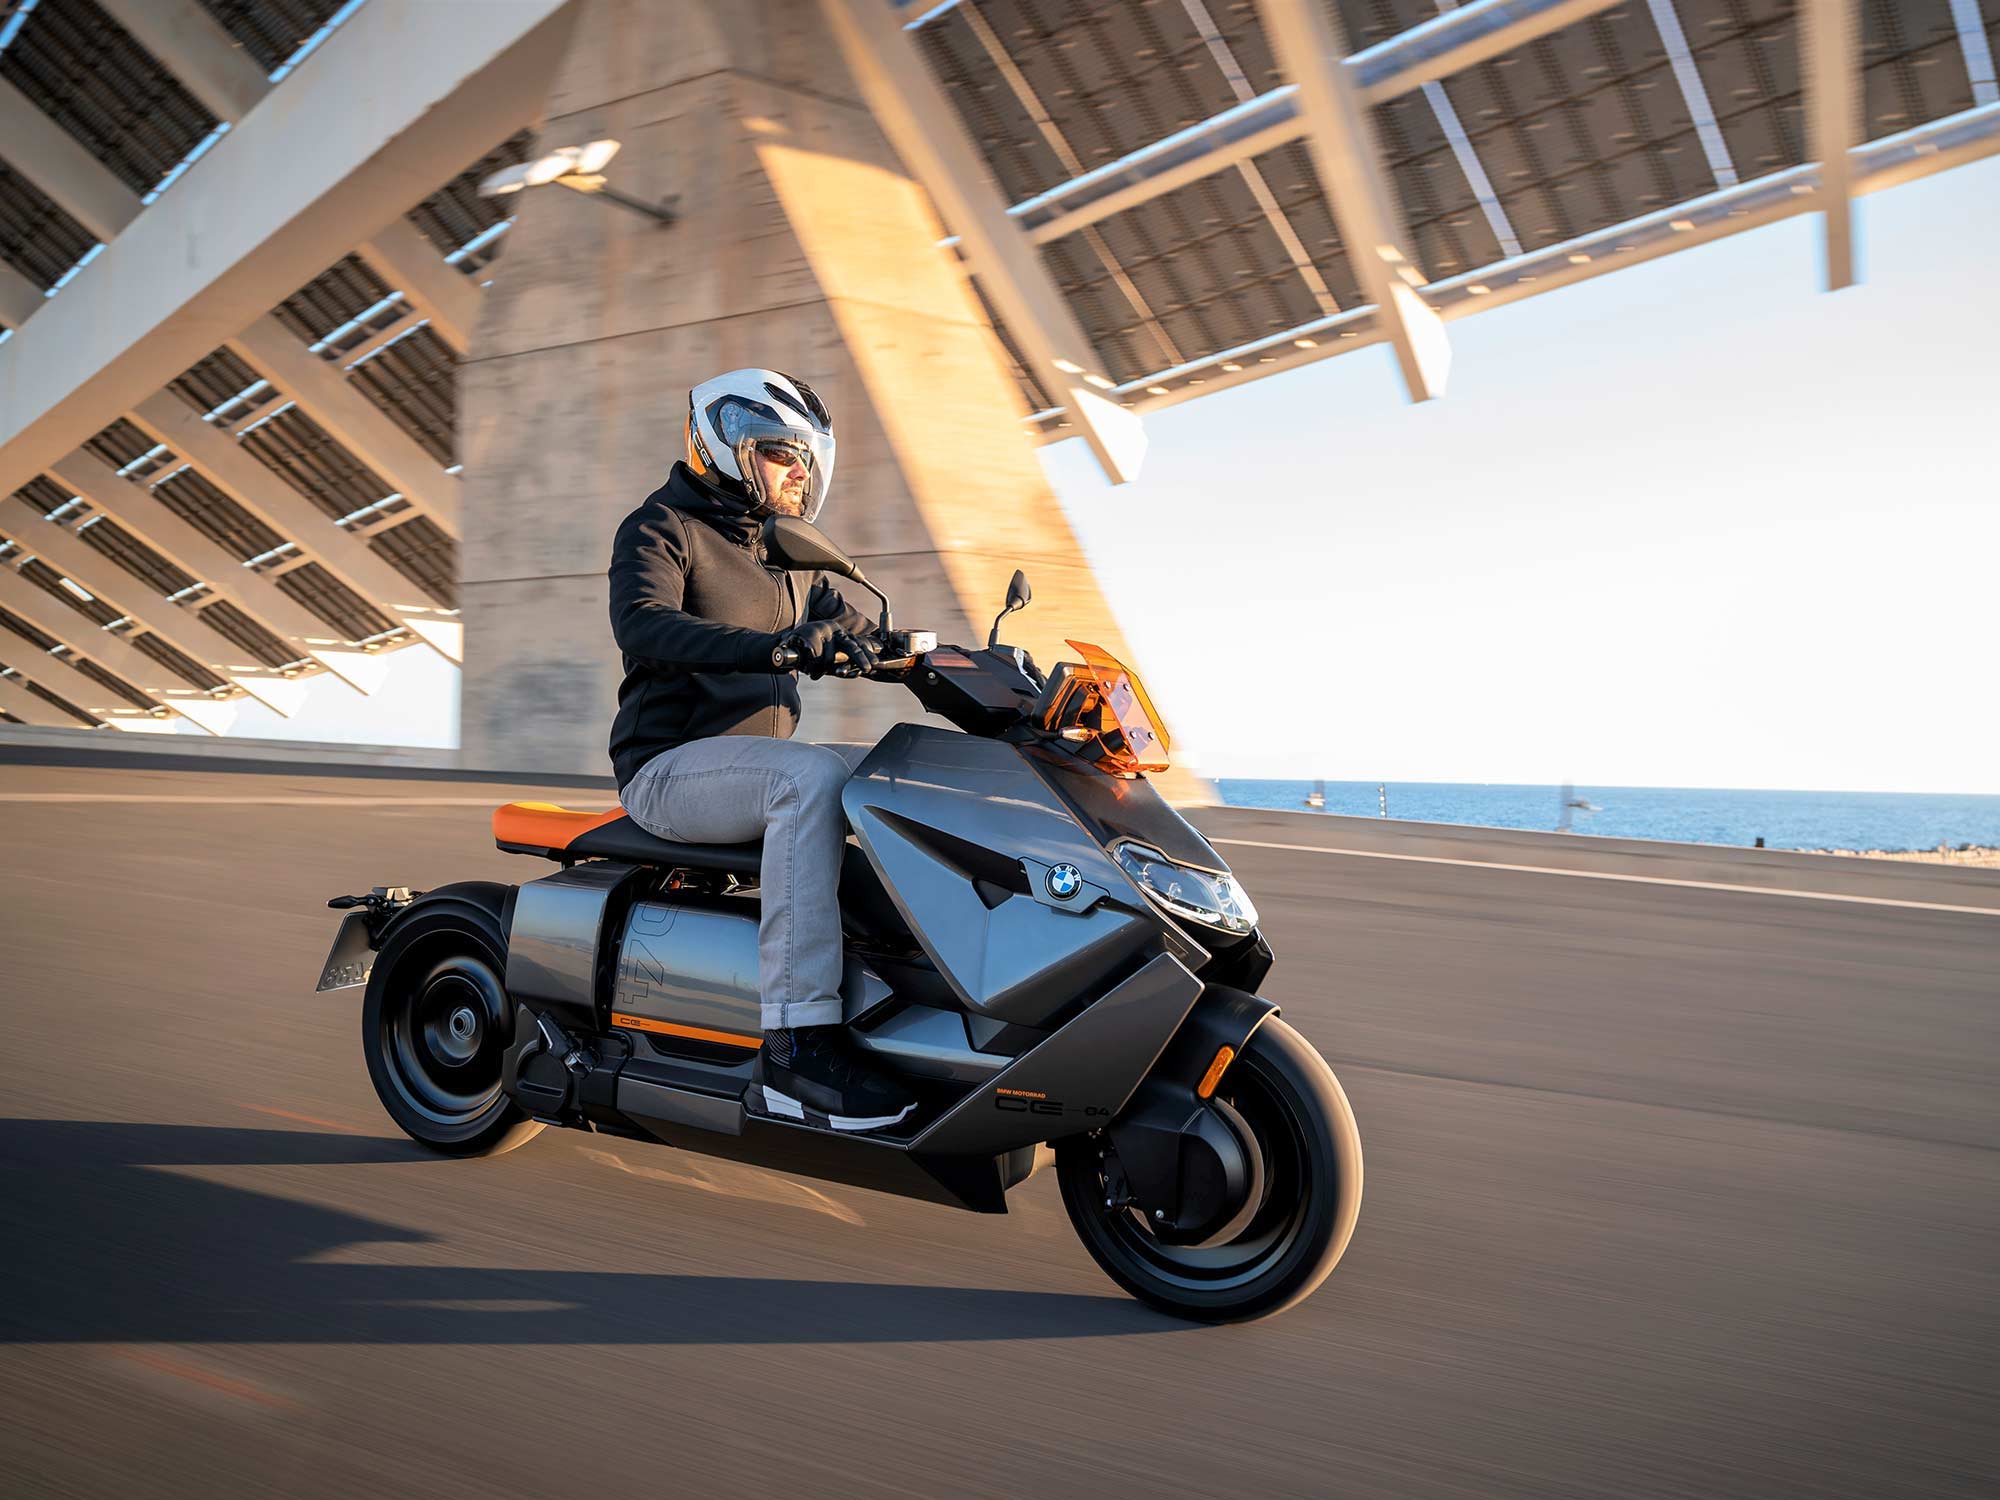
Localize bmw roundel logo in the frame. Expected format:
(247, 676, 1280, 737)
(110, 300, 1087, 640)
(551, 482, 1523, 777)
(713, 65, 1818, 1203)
(1046, 863, 1082, 900)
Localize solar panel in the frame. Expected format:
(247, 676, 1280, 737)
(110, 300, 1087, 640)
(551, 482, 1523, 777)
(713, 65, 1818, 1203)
(194, 0, 349, 76)
(128, 628, 227, 692)
(0, 601, 61, 653)
(197, 597, 291, 668)
(0, 0, 217, 196)
(6, 668, 94, 724)
(406, 128, 533, 270)
(77, 513, 199, 598)
(365, 513, 457, 610)
(65, 653, 151, 709)
(16, 556, 122, 629)
(235, 403, 393, 521)
(150, 464, 285, 562)
(273, 254, 402, 350)
(273, 559, 392, 641)
(169, 347, 275, 425)
(82, 416, 161, 474)
(0, 162, 95, 291)
(346, 324, 458, 466)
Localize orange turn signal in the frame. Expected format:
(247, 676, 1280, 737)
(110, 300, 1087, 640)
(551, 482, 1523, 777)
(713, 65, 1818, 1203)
(1196, 1045, 1236, 1099)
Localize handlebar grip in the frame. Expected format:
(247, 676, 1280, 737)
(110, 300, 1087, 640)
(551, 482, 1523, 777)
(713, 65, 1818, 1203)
(770, 643, 851, 671)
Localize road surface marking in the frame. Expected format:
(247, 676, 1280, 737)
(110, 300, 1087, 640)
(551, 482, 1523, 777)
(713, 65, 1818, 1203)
(241, 1104, 367, 1133)
(1208, 837, 2000, 917)
(113, 1349, 301, 1412)
(0, 793, 615, 808)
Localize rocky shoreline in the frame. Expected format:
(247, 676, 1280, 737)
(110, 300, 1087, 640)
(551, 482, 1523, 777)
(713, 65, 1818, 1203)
(1802, 844, 2000, 868)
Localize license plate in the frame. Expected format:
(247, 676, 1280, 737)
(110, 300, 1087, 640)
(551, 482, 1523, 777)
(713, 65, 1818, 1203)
(316, 910, 377, 992)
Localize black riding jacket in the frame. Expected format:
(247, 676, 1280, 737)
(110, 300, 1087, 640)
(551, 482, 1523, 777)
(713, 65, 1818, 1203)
(606, 463, 870, 791)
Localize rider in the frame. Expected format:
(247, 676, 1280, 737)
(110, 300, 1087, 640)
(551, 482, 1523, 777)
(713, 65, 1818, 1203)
(607, 368, 918, 1132)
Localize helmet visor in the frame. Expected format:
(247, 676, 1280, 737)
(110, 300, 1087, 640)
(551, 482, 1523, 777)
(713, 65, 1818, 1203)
(729, 423, 835, 523)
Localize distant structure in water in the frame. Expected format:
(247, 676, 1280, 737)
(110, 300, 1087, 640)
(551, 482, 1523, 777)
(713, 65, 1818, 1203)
(1304, 780, 1325, 810)
(1556, 783, 1601, 833)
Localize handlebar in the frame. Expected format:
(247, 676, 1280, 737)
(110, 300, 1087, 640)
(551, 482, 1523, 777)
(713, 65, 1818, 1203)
(772, 628, 934, 678)
(770, 643, 921, 678)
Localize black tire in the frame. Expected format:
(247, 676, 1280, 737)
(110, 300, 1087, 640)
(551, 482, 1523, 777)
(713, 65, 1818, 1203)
(1057, 1017, 1362, 1324)
(361, 889, 543, 1158)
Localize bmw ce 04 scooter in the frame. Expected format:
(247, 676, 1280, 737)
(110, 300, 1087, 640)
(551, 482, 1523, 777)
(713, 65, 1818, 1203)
(316, 515, 1362, 1323)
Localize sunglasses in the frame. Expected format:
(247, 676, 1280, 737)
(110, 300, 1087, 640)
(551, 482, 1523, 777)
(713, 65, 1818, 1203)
(753, 441, 811, 473)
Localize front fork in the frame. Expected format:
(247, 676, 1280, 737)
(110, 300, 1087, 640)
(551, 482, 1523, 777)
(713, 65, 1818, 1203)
(1098, 986, 1278, 1242)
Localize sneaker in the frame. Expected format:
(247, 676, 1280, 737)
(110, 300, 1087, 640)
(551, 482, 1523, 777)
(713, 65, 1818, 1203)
(760, 1026, 918, 1132)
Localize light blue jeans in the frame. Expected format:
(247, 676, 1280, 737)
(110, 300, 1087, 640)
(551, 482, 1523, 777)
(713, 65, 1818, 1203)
(620, 737, 870, 1029)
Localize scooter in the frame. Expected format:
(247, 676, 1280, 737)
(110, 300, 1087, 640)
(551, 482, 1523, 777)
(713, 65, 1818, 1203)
(317, 515, 1362, 1322)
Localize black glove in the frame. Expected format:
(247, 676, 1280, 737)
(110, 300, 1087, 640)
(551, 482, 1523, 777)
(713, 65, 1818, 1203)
(781, 621, 879, 680)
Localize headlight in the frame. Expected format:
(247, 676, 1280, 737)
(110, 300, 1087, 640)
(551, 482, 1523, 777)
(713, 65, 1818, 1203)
(1113, 840, 1259, 935)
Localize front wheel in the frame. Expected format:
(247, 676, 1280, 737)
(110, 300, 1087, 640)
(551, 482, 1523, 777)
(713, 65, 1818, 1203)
(1056, 1017, 1362, 1323)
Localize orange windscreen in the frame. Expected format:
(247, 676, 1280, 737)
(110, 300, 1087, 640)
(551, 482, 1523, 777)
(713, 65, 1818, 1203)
(1046, 640, 1173, 773)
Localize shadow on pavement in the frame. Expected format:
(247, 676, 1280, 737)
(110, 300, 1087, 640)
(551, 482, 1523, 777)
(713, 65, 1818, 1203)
(0, 1119, 1167, 1347)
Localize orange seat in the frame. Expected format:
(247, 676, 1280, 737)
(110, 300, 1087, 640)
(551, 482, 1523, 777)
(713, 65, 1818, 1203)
(492, 801, 624, 855)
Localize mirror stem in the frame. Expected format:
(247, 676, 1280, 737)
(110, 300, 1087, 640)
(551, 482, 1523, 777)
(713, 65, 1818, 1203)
(848, 569, 893, 638)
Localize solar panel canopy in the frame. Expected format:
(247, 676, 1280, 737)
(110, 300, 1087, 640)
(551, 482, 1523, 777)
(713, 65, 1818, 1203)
(907, 0, 1999, 422)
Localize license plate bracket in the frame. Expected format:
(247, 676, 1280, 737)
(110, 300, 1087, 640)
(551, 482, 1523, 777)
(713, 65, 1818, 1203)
(316, 910, 377, 992)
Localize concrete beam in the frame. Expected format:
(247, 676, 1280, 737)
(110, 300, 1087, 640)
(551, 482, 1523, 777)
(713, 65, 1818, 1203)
(0, 670, 83, 727)
(1257, 0, 1451, 401)
(0, 81, 142, 242)
(232, 317, 462, 535)
(126, 392, 463, 661)
(1802, 0, 1861, 289)
(357, 218, 483, 353)
(0, 261, 41, 330)
(0, 0, 578, 507)
(0, 561, 223, 728)
(1, 497, 305, 716)
(96, 0, 271, 124)
(48, 448, 380, 690)
(819, 0, 1148, 484)
(0, 625, 132, 720)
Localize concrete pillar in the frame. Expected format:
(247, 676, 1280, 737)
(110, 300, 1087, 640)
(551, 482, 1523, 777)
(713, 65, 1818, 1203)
(460, 0, 1199, 796)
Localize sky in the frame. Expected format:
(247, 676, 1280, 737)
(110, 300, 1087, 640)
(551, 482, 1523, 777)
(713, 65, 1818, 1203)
(202, 154, 2000, 793)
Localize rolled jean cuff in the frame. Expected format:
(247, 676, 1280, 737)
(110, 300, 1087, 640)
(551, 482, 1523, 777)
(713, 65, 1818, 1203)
(766, 996, 842, 1030)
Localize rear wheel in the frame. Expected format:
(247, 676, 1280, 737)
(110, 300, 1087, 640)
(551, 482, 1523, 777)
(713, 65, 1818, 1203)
(361, 897, 542, 1157)
(1057, 1017, 1361, 1323)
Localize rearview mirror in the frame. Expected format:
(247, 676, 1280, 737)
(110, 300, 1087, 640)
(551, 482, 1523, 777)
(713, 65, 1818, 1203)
(761, 515, 857, 579)
(988, 568, 1033, 648)
(762, 514, 895, 635)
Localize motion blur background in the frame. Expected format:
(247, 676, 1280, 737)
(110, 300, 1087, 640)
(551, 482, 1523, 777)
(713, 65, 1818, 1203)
(1, 2, 1995, 1497)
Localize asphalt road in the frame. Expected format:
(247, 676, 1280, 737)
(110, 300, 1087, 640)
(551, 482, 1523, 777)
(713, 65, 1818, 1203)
(1, 761, 1995, 1499)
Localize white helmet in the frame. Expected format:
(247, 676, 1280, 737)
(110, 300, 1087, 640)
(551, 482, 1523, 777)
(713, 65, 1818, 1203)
(684, 368, 836, 522)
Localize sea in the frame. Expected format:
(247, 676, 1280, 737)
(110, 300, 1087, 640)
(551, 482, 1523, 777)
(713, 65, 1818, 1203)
(1213, 781, 2000, 853)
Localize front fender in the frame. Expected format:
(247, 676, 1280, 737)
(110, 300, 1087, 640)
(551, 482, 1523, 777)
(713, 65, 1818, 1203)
(1148, 984, 1278, 1098)
(1096, 986, 1279, 1236)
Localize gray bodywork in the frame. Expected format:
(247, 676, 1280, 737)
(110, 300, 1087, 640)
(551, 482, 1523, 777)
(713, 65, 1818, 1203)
(472, 719, 1260, 1193)
(842, 725, 1162, 1026)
